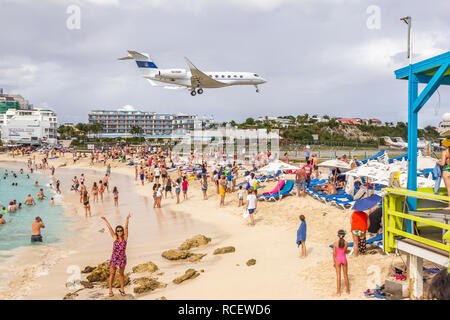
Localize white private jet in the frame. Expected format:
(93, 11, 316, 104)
(392, 137, 408, 149)
(382, 136, 405, 149)
(119, 50, 267, 96)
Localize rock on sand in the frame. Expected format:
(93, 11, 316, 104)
(213, 246, 235, 255)
(132, 261, 159, 273)
(178, 234, 211, 250)
(133, 277, 167, 294)
(173, 269, 200, 284)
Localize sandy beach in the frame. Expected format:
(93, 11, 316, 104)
(0, 151, 406, 300)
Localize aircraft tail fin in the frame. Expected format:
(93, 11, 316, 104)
(119, 50, 158, 76)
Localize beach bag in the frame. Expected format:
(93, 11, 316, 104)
(243, 209, 249, 219)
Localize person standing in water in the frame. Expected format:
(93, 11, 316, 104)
(31, 217, 45, 243)
(101, 213, 131, 297)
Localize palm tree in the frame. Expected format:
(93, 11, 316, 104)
(130, 125, 144, 137)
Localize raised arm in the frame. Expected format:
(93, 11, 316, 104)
(124, 213, 131, 241)
(100, 215, 116, 240)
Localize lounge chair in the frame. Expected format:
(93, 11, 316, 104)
(259, 180, 295, 201)
(329, 233, 383, 248)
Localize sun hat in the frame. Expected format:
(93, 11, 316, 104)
(442, 138, 450, 147)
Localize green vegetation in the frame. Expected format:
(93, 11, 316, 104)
(228, 115, 440, 146)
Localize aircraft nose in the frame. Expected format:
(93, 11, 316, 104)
(260, 77, 267, 84)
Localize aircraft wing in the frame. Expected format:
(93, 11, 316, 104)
(144, 78, 187, 90)
(184, 57, 227, 88)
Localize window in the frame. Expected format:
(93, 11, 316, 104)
(233, 75, 237, 78)
(215, 75, 218, 78)
(221, 75, 225, 78)
(240, 75, 243, 78)
(227, 75, 231, 78)
(254, 74, 259, 77)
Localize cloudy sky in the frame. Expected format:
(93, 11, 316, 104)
(1, 0, 449, 127)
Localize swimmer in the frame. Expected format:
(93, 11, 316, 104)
(37, 189, 46, 200)
(25, 194, 36, 205)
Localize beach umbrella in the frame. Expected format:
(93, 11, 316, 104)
(318, 159, 351, 171)
(353, 194, 383, 211)
(258, 160, 298, 174)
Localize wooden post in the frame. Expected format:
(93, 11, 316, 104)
(408, 254, 423, 299)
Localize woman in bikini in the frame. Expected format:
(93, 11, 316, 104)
(101, 213, 131, 297)
(333, 230, 350, 296)
(99, 180, 105, 202)
(82, 190, 91, 217)
(437, 141, 450, 210)
(92, 182, 99, 203)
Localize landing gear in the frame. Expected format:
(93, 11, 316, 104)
(197, 88, 203, 94)
(190, 90, 197, 96)
(255, 85, 260, 93)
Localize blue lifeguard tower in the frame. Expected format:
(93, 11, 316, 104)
(382, 51, 450, 299)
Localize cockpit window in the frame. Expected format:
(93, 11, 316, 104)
(254, 74, 259, 77)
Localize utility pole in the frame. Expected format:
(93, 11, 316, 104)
(400, 16, 412, 64)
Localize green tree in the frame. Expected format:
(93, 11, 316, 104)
(130, 125, 144, 136)
(245, 117, 255, 125)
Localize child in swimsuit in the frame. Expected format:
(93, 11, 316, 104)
(333, 230, 350, 296)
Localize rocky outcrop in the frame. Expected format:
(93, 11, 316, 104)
(87, 261, 110, 282)
(246, 259, 256, 266)
(132, 262, 159, 273)
(133, 277, 167, 294)
(63, 292, 78, 300)
(162, 249, 192, 260)
(173, 269, 200, 284)
(213, 246, 235, 255)
(81, 280, 94, 288)
(156, 296, 167, 300)
(178, 234, 211, 250)
(103, 294, 135, 300)
(81, 266, 95, 274)
(188, 253, 206, 263)
(162, 249, 206, 262)
(105, 273, 130, 288)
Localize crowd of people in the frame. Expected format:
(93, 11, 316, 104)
(1, 142, 448, 300)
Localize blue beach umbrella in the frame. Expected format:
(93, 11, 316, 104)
(353, 194, 382, 211)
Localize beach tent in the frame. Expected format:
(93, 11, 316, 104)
(317, 159, 351, 171)
(258, 160, 298, 174)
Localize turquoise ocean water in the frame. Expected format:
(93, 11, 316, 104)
(0, 168, 72, 257)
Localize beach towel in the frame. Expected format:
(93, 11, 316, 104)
(296, 221, 306, 246)
(329, 233, 383, 248)
(49, 156, 59, 159)
(432, 164, 442, 194)
(263, 180, 285, 196)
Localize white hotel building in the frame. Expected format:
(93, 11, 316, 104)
(0, 108, 58, 145)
